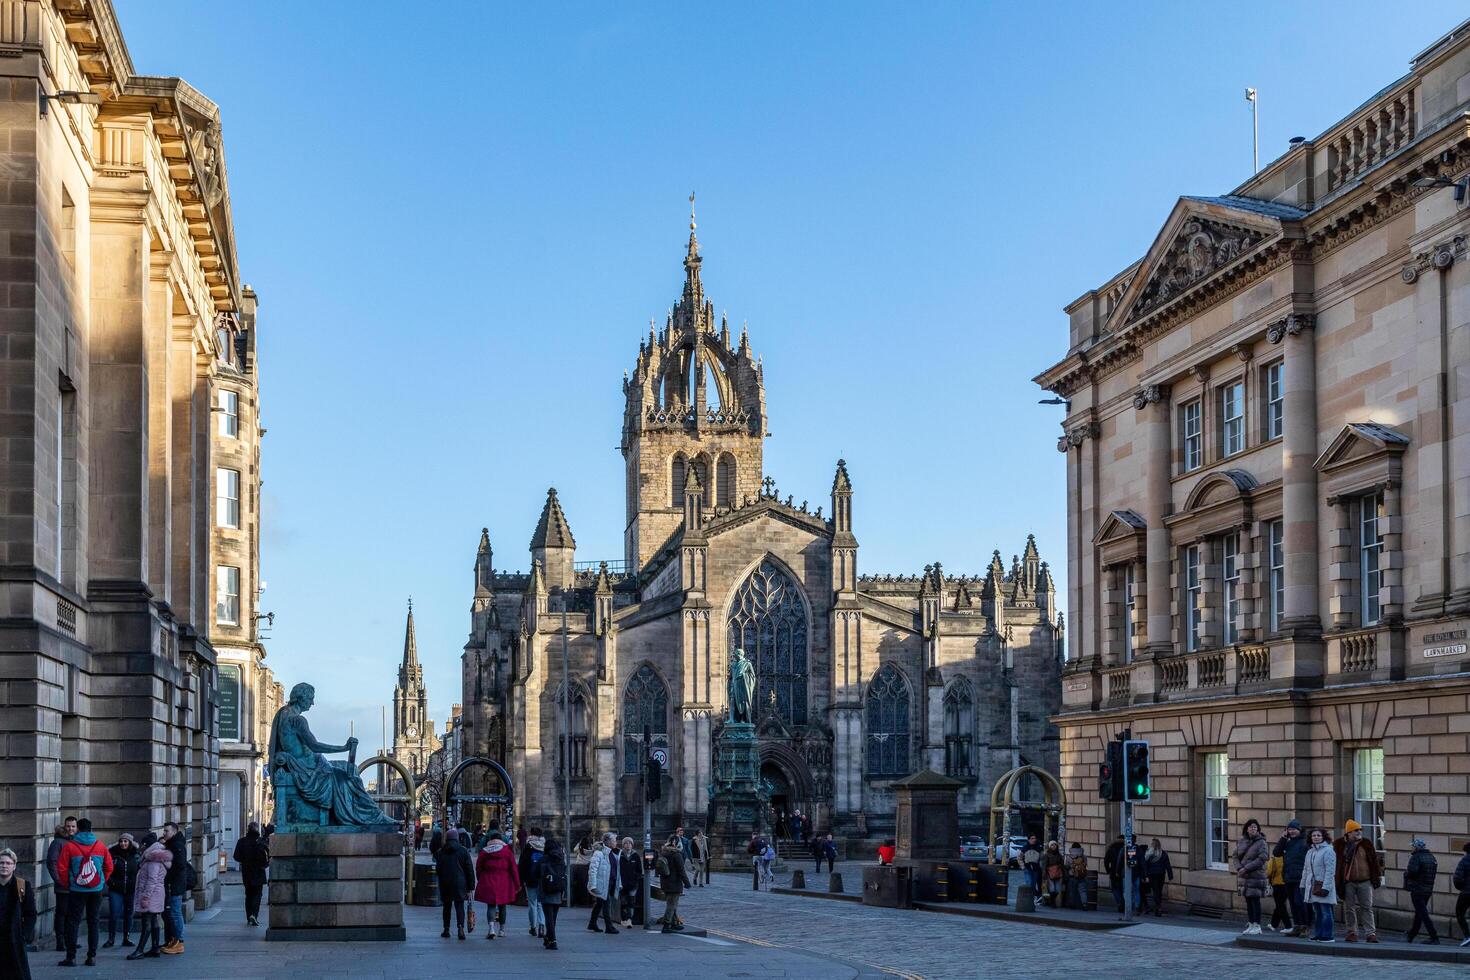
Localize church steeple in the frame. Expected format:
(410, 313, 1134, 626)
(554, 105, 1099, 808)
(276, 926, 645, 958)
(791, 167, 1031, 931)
(682, 191, 703, 309)
(399, 598, 421, 687)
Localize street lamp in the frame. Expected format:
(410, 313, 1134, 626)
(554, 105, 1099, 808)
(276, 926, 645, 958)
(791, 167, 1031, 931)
(1412, 174, 1469, 203)
(39, 89, 102, 116)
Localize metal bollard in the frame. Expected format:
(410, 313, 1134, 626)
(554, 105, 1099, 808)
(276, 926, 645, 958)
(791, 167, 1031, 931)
(791, 869, 806, 889)
(829, 872, 844, 894)
(1014, 883, 1034, 912)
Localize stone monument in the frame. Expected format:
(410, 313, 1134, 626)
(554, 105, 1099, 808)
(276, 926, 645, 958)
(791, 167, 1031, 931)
(893, 769, 964, 901)
(265, 682, 406, 941)
(706, 649, 767, 870)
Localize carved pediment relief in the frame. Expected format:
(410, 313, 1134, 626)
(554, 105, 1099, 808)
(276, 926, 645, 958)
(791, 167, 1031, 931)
(1129, 217, 1268, 321)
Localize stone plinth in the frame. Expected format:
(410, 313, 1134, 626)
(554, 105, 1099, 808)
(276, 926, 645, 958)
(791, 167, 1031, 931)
(892, 769, 963, 862)
(266, 832, 406, 942)
(707, 721, 766, 869)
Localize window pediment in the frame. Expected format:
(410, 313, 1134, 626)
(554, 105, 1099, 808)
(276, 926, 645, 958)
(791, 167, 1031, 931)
(1094, 509, 1147, 566)
(1317, 422, 1409, 503)
(1168, 469, 1259, 541)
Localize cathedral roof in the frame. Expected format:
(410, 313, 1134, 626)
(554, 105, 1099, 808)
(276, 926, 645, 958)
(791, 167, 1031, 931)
(530, 487, 576, 550)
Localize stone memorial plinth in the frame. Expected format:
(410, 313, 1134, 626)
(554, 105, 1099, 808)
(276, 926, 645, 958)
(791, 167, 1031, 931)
(891, 769, 963, 902)
(266, 832, 405, 942)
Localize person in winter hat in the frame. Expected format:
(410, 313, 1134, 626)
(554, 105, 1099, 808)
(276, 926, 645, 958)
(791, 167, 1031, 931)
(1403, 838, 1440, 944)
(1333, 818, 1382, 943)
(1272, 819, 1310, 936)
(585, 839, 617, 934)
(127, 834, 169, 960)
(517, 829, 547, 938)
(54, 817, 113, 967)
(435, 830, 475, 940)
(103, 833, 139, 948)
(473, 831, 520, 940)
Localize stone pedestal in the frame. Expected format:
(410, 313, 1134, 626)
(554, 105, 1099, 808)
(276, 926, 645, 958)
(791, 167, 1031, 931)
(706, 721, 766, 869)
(892, 769, 963, 862)
(266, 832, 406, 942)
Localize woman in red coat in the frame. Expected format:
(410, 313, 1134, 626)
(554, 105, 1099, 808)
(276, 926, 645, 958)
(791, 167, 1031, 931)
(473, 833, 521, 940)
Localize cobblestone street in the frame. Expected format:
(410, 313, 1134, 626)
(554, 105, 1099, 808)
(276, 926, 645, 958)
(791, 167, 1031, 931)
(25, 872, 1468, 980)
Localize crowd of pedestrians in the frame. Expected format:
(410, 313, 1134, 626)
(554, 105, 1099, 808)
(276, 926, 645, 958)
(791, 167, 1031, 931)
(1090, 816, 1469, 946)
(421, 820, 706, 950)
(0, 813, 206, 976)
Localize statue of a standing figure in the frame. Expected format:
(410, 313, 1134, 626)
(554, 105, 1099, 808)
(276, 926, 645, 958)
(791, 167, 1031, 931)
(728, 648, 756, 724)
(269, 682, 394, 830)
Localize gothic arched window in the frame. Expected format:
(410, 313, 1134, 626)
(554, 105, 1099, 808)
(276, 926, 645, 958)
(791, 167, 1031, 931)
(727, 558, 808, 724)
(865, 663, 911, 778)
(692, 454, 711, 506)
(670, 454, 687, 507)
(623, 665, 668, 774)
(716, 454, 734, 509)
(943, 678, 975, 778)
(554, 682, 590, 777)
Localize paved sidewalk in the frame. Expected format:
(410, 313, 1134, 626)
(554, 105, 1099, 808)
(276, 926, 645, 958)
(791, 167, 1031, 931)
(27, 879, 885, 980)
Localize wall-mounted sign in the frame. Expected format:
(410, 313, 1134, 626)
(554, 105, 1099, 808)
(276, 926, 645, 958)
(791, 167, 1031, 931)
(219, 664, 241, 741)
(1424, 629, 1466, 644)
(1424, 643, 1467, 659)
(1065, 680, 1090, 692)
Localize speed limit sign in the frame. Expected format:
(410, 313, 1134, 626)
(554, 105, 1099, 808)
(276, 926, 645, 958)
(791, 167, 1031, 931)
(650, 747, 669, 768)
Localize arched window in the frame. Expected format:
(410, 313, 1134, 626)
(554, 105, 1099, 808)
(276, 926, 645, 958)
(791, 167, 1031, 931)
(716, 454, 734, 508)
(623, 665, 668, 774)
(727, 558, 808, 724)
(554, 682, 590, 776)
(865, 664, 911, 778)
(943, 678, 975, 777)
(670, 454, 687, 507)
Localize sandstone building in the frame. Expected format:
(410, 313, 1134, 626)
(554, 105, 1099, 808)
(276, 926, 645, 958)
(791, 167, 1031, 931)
(458, 217, 1063, 839)
(1035, 17, 1470, 928)
(0, 0, 256, 926)
(212, 287, 282, 856)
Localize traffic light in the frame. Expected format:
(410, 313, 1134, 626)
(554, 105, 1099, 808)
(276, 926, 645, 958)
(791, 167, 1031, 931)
(645, 756, 662, 802)
(1099, 739, 1123, 801)
(1123, 739, 1151, 803)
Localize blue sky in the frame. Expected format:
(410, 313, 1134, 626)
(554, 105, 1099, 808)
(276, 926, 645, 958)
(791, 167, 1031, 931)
(116, 2, 1456, 746)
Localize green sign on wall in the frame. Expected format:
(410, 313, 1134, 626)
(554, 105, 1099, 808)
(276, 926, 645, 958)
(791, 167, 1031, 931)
(219, 664, 241, 741)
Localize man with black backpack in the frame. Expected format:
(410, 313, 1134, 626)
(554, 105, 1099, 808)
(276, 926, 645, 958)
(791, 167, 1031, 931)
(159, 823, 191, 955)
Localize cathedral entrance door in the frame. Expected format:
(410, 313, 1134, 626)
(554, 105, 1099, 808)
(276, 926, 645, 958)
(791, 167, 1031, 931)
(761, 761, 792, 839)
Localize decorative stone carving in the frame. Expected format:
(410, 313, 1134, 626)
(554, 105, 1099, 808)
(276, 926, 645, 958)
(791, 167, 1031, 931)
(1132, 384, 1168, 411)
(1131, 218, 1267, 318)
(1267, 313, 1315, 344)
(1233, 343, 1253, 362)
(1190, 363, 1211, 382)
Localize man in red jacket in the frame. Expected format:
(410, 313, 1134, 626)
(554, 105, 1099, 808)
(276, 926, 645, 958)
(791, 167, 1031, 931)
(55, 817, 113, 967)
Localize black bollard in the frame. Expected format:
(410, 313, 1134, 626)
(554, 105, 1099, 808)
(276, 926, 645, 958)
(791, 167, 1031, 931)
(1014, 883, 1034, 912)
(828, 872, 844, 894)
(791, 869, 806, 889)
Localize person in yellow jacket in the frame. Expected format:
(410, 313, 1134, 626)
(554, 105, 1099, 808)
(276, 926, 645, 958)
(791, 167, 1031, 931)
(1266, 853, 1293, 933)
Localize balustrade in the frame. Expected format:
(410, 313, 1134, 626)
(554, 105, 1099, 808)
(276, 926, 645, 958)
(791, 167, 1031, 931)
(1238, 645, 1270, 684)
(1339, 629, 1379, 673)
(1326, 85, 1417, 191)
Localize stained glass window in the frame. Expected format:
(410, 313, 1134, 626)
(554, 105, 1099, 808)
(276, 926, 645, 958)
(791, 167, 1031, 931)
(623, 665, 668, 774)
(727, 558, 808, 724)
(865, 663, 911, 778)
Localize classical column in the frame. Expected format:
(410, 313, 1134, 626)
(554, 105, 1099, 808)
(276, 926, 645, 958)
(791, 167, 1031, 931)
(1136, 385, 1173, 656)
(1276, 314, 1321, 634)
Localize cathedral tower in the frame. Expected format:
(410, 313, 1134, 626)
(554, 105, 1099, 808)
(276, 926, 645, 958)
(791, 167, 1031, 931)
(392, 599, 433, 774)
(621, 200, 767, 568)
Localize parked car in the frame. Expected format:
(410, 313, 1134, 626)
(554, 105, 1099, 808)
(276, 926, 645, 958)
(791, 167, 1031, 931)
(993, 836, 1027, 862)
(959, 837, 988, 860)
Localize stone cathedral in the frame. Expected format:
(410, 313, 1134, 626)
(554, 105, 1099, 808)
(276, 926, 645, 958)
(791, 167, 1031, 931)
(458, 216, 1063, 838)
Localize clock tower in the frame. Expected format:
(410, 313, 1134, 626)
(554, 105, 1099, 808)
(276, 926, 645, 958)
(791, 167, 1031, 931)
(391, 599, 433, 775)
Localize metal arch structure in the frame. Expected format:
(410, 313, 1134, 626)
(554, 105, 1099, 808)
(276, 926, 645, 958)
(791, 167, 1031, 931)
(443, 756, 515, 836)
(358, 754, 418, 820)
(356, 754, 417, 903)
(987, 764, 1067, 865)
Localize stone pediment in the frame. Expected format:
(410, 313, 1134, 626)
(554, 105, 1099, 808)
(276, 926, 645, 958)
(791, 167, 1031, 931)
(1314, 422, 1410, 472)
(1182, 469, 1258, 512)
(1092, 509, 1147, 546)
(1114, 196, 1305, 327)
